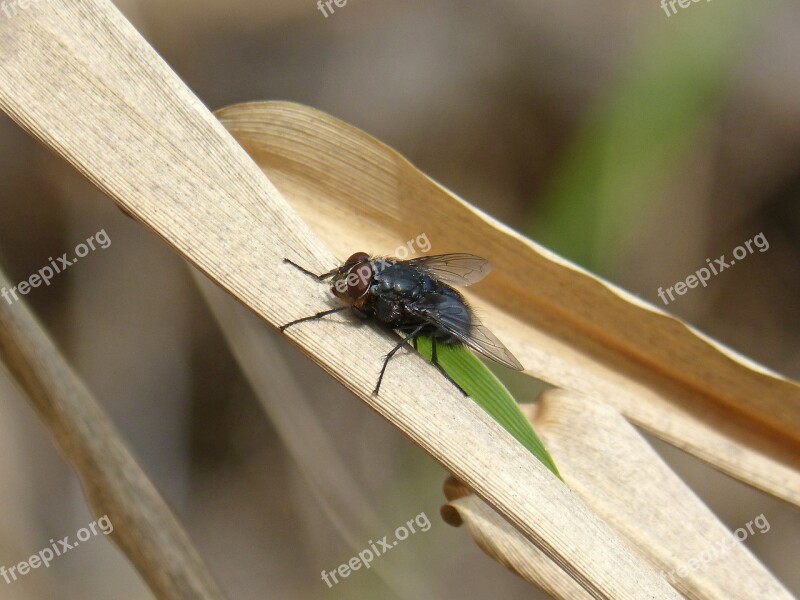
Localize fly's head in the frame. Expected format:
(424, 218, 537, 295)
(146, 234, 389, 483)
(331, 252, 374, 304)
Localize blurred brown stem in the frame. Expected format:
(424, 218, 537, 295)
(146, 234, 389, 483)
(0, 266, 227, 600)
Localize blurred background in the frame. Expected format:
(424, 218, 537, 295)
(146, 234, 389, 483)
(0, 0, 798, 598)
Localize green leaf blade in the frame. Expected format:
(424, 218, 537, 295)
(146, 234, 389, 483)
(414, 337, 561, 479)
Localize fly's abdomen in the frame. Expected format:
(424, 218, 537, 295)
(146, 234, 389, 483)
(423, 291, 472, 344)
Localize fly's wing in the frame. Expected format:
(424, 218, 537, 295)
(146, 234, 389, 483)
(415, 296, 524, 371)
(403, 254, 491, 287)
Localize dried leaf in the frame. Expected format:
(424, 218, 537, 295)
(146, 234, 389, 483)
(0, 4, 679, 597)
(442, 477, 591, 600)
(444, 391, 792, 599)
(217, 101, 800, 507)
(531, 391, 792, 599)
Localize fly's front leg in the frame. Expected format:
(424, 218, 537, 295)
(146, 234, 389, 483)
(280, 258, 350, 331)
(284, 258, 338, 281)
(351, 306, 370, 319)
(280, 306, 349, 332)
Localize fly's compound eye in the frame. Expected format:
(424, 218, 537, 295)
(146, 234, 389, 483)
(346, 261, 373, 299)
(344, 252, 370, 267)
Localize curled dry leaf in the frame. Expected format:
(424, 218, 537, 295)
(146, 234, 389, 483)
(442, 476, 593, 600)
(217, 101, 800, 507)
(444, 391, 792, 599)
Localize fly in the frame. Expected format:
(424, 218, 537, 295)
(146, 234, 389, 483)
(280, 252, 524, 395)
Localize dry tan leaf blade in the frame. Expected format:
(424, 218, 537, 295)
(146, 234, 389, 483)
(0, 3, 680, 597)
(442, 477, 593, 600)
(443, 391, 792, 599)
(216, 101, 800, 507)
(533, 391, 792, 599)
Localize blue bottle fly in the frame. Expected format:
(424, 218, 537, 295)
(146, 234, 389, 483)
(281, 252, 523, 395)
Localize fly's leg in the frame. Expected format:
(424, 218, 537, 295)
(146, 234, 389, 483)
(431, 339, 468, 397)
(284, 258, 338, 281)
(351, 306, 370, 319)
(280, 258, 349, 331)
(374, 325, 426, 396)
(280, 306, 349, 332)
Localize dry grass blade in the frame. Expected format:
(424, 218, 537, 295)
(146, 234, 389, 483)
(0, 2, 679, 597)
(216, 101, 800, 506)
(445, 391, 794, 598)
(0, 266, 226, 599)
(530, 391, 792, 599)
(190, 268, 437, 599)
(442, 477, 592, 600)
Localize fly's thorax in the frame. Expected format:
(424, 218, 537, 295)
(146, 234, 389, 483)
(372, 261, 436, 297)
(370, 256, 396, 273)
